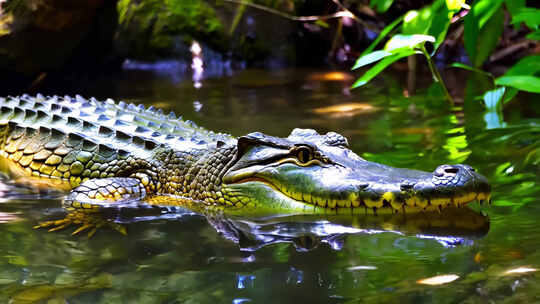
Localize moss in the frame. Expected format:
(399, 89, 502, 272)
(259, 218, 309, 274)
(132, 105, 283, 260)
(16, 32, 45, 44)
(116, 0, 228, 59)
(114, 0, 307, 63)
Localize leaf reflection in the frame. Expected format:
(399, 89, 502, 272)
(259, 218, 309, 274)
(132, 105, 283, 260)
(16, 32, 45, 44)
(417, 274, 459, 285)
(503, 267, 537, 275)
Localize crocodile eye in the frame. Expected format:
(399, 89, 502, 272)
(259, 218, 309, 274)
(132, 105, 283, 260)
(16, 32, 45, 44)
(296, 146, 312, 164)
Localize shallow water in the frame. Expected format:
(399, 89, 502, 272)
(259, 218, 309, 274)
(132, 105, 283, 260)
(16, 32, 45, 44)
(0, 64, 539, 303)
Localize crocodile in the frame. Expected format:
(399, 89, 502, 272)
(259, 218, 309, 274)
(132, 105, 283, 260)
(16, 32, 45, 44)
(0, 95, 491, 234)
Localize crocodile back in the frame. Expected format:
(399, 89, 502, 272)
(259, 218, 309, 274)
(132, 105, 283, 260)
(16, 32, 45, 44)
(0, 94, 232, 187)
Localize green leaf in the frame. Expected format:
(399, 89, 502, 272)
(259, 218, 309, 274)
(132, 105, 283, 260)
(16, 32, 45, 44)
(505, 0, 526, 17)
(476, 0, 504, 28)
(464, 8, 479, 65)
(504, 55, 540, 77)
(464, 0, 504, 67)
(503, 87, 518, 104)
(360, 16, 404, 57)
(429, 4, 452, 52)
(527, 30, 540, 40)
(401, 0, 455, 53)
(511, 8, 540, 29)
(352, 50, 417, 89)
(403, 10, 420, 34)
(478, 7, 505, 67)
(370, 0, 395, 13)
(449, 62, 494, 78)
(495, 76, 540, 93)
(352, 50, 392, 70)
(403, 9, 432, 35)
(475, 6, 504, 67)
(505, 0, 526, 30)
(384, 34, 435, 52)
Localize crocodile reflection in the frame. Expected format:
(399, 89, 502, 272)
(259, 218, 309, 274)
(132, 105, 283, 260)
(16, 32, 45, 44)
(206, 207, 489, 250)
(110, 204, 489, 251)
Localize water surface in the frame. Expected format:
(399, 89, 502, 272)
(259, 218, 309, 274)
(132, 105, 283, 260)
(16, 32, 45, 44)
(0, 64, 538, 303)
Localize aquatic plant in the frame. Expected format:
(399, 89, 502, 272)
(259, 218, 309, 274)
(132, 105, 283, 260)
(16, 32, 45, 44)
(352, 0, 540, 108)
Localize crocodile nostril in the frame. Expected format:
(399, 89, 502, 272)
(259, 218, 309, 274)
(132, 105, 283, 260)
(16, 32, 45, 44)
(444, 167, 459, 174)
(400, 183, 414, 191)
(356, 183, 369, 191)
(434, 165, 461, 177)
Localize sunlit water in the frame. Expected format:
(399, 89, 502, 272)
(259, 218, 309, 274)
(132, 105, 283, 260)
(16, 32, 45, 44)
(0, 63, 538, 303)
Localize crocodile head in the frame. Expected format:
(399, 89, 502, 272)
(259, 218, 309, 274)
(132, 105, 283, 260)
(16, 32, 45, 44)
(220, 129, 491, 214)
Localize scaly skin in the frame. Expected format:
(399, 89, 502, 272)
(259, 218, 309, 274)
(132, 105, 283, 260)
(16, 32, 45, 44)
(0, 95, 491, 234)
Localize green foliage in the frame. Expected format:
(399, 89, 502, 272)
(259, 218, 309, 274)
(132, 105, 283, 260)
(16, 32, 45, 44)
(352, 33, 433, 85)
(511, 7, 540, 40)
(352, 49, 417, 88)
(385, 34, 435, 51)
(401, 0, 461, 53)
(464, 0, 504, 67)
(370, 0, 394, 13)
(495, 76, 540, 93)
(358, 0, 540, 115)
(355, 0, 465, 104)
(503, 55, 540, 77)
(353, 34, 436, 89)
(353, 50, 393, 69)
(511, 7, 540, 30)
(494, 55, 540, 94)
(449, 62, 493, 79)
(453, 54, 540, 95)
(504, 0, 540, 39)
(504, 0, 525, 16)
(359, 16, 404, 57)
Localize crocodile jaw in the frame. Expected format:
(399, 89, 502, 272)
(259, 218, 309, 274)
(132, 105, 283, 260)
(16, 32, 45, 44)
(221, 161, 491, 213)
